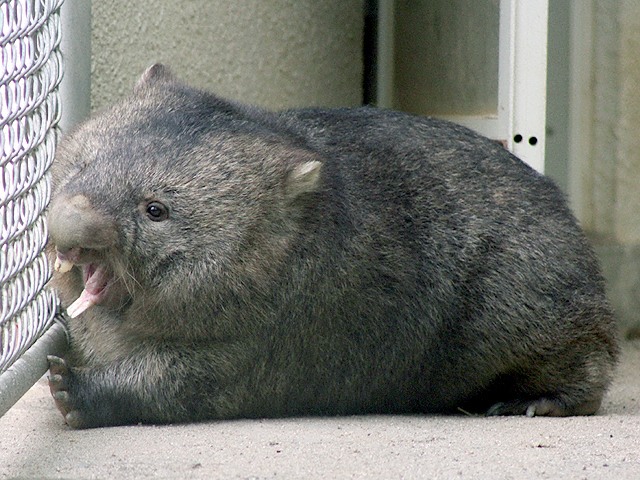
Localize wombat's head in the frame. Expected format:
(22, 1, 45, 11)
(48, 64, 322, 325)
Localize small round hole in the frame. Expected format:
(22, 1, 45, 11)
(513, 134, 523, 143)
(528, 136, 538, 146)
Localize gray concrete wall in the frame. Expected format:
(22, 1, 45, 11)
(571, 0, 640, 246)
(615, 0, 640, 245)
(90, 1, 363, 111)
(568, 1, 640, 333)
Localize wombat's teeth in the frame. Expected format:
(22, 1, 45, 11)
(66, 290, 97, 318)
(54, 257, 74, 273)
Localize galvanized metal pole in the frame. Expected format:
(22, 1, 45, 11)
(59, 0, 92, 132)
(0, 323, 68, 417)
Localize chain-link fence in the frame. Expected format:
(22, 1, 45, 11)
(0, 0, 67, 416)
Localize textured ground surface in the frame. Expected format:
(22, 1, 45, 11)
(1, 341, 639, 480)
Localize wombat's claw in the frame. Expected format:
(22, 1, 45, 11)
(47, 355, 68, 375)
(53, 390, 70, 403)
(48, 373, 64, 387)
(524, 399, 563, 417)
(63, 410, 86, 429)
(486, 402, 508, 416)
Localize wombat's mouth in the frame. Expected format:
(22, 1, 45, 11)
(54, 250, 113, 318)
(66, 263, 112, 318)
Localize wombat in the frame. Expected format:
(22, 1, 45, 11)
(46, 64, 618, 428)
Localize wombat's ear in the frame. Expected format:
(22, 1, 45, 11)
(134, 64, 177, 91)
(285, 160, 323, 200)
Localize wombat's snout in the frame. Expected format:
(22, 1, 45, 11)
(48, 194, 117, 255)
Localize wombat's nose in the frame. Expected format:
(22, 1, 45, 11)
(48, 194, 117, 253)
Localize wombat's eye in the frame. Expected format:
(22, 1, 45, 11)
(146, 201, 169, 222)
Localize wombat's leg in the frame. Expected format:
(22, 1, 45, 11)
(47, 348, 235, 428)
(486, 396, 603, 417)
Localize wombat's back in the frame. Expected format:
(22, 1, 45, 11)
(262, 106, 618, 415)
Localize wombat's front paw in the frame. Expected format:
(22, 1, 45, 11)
(47, 355, 87, 428)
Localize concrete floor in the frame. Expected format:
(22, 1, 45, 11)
(1, 341, 639, 480)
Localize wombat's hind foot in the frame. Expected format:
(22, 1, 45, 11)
(47, 355, 86, 429)
(486, 396, 602, 417)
